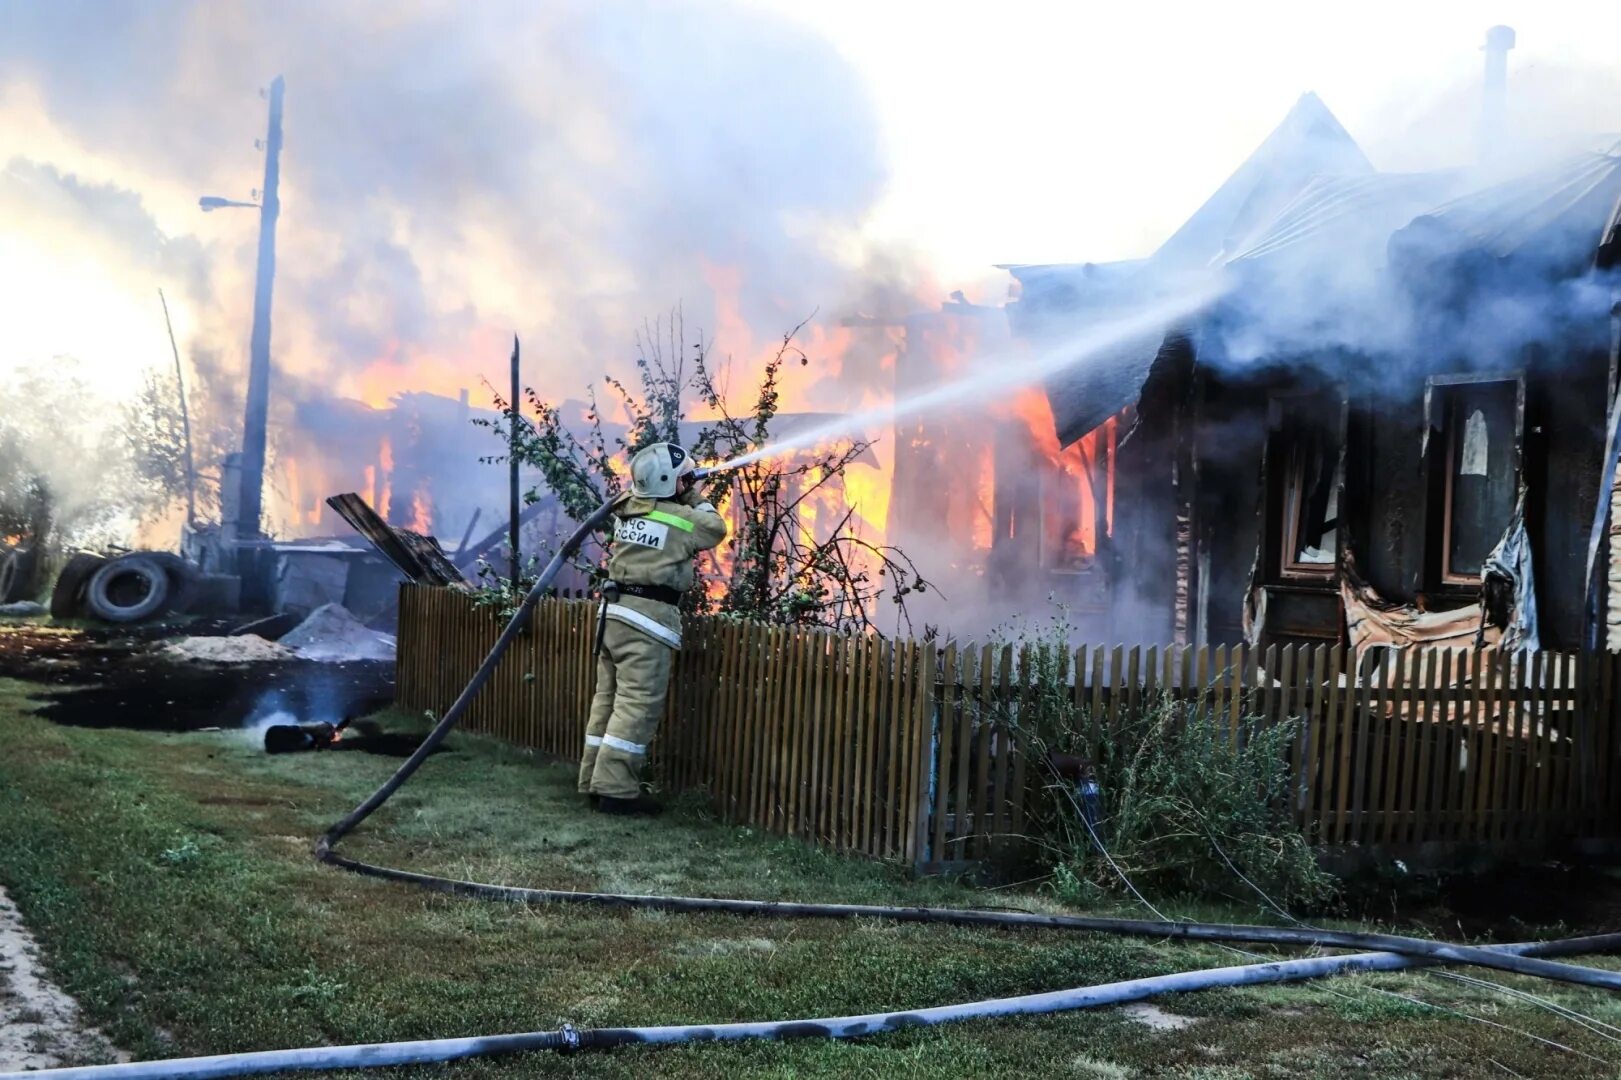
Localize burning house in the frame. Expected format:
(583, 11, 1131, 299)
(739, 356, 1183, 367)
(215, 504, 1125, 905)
(1004, 43, 1621, 654)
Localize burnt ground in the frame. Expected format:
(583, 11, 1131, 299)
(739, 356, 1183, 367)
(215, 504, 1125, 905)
(0, 619, 394, 732)
(1341, 859, 1621, 941)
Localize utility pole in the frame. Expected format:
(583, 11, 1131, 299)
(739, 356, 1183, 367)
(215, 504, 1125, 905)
(510, 335, 522, 598)
(158, 288, 198, 526)
(238, 75, 284, 539)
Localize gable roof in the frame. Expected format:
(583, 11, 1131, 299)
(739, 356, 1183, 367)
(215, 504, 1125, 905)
(1150, 93, 1375, 270)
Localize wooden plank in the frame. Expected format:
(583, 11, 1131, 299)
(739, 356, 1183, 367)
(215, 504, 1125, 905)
(1009, 645, 1032, 854)
(866, 635, 889, 855)
(1381, 642, 1419, 843)
(1405, 649, 1435, 847)
(973, 643, 996, 860)
(1071, 645, 1090, 760)
(1491, 642, 1517, 843)
(1377, 647, 1410, 847)
(1297, 646, 1325, 833)
(1471, 649, 1500, 845)
(1088, 647, 1106, 761)
(1142, 645, 1160, 724)
(1390, 647, 1422, 848)
(951, 644, 977, 864)
(759, 627, 782, 831)
(1312, 646, 1343, 844)
(806, 630, 829, 843)
(1334, 650, 1364, 846)
(1125, 644, 1142, 731)
(907, 640, 937, 866)
(1277, 645, 1300, 802)
(1257, 644, 1279, 733)
(1240, 644, 1259, 743)
(855, 632, 881, 849)
(932, 643, 958, 865)
(1361, 651, 1400, 843)
(1342, 648, 1368, 843)
(1208, 645, 1227, 734)
(785, 627, 810, 837)
(800, 629, 824, 841)
(1559, 652, 1580, 825)
(1109, 644, 1128, 744)
(726, 620, 751, 820)
(837, 634, 860, 849)
(1229, 644, 1248, 746)
(1428, 649, 1456, 847)
(991, 645, 1015, 852)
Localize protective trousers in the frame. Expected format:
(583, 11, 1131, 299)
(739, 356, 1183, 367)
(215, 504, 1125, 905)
(577, 618, 674, 799)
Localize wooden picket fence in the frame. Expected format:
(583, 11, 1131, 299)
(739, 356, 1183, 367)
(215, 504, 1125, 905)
(395, 585, 1621, 869)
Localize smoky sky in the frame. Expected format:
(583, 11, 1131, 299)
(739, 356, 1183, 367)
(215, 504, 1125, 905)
(0, 0, 892, 400)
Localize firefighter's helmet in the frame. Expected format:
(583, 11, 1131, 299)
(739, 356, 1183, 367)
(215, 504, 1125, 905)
(628, 442, 694, 499)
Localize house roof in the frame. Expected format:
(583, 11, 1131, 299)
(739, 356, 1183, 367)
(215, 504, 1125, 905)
(1390, 142, 1621, 273)
(1017, 94, 1374, 446)
(1226, 170, 1465, 266)
(1016, 109, 1621, 449)
(1150, 93, 1375, 270)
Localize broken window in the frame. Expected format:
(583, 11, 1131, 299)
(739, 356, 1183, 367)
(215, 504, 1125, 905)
(1432, 376, 1522, 585)
(1269, 389, 1345, 580)
(1040, 410, 1126, 572)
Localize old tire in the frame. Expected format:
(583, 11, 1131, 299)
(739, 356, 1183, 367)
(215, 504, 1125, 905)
(50, 552, 107, 619)
(0, 549, 20, 603)
(86, 556, 172, 623)
(137, 552, 202, 614)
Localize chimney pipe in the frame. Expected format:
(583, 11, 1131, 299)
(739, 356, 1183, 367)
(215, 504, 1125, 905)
(1479, 25, 1515, 167)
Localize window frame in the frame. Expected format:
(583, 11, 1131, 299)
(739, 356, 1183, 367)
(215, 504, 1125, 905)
(1267, 386, 1348, 584)
(1426, 372, 1525, 589)
(1037, 409, 1126, 575)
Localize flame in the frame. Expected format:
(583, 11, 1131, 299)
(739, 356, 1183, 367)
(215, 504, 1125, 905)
(377, 437, 394, 521)
(1007, 388, 1120, 567)
(407, 489, 433, 534)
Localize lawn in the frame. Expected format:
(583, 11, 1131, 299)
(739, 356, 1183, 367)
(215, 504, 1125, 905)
(2, 677, 1620, 1078)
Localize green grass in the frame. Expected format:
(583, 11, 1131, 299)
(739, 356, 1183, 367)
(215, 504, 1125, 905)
(1, 680, 1620, 1078)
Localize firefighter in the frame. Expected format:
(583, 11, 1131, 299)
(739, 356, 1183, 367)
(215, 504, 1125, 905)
(578, 442, 726, 815)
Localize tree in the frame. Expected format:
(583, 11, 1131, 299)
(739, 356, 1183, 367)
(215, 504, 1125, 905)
(0, 359, 138, 550)
(479, 315, 932, 635)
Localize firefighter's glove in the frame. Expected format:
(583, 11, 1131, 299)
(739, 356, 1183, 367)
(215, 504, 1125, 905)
(676, 481, 706, 508)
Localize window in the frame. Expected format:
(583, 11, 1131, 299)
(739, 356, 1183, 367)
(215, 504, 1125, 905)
(1269, 389, 1346, 580)
(1431, 376, 1522, 585)
(1040, 410, 1125, 572)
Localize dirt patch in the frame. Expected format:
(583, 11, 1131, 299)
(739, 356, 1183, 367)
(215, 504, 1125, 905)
(1122, 1002, 1200, 1031)
(164, 635, 297, 663)
(0, 886, 126, 1070)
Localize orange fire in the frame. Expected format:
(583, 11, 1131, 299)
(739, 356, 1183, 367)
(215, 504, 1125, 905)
(407, 489, 433, 535)
(377, 438, 394, 521)
(1006, 388, 1118, 566)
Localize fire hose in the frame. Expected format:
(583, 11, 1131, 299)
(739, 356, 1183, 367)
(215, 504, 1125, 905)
(12, 488, 1619, 1079)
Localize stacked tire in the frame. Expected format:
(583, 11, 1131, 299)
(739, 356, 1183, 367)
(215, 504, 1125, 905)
(51, 551, 201, 623)
(0, 547, 34, 604)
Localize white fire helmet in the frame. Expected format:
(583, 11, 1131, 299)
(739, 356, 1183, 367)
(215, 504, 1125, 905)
(628, 442, 694, 499)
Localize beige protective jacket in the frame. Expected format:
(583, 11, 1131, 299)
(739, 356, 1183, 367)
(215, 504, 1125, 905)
(602, 488, 726, 647)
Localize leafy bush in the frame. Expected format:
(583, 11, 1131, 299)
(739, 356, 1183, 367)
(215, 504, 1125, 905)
(1007, 637, 1337, 912)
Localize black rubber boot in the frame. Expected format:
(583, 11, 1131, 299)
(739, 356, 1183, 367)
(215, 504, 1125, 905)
(583, 793, 600, 809)
(594, 794, 663, 817)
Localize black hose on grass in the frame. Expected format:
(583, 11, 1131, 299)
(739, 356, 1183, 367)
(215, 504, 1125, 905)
(15, 495, 1612, 1080)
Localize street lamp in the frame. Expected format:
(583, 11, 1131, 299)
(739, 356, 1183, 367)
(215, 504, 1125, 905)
(198, 74, 284, 553)
(198, 196, 259, 212)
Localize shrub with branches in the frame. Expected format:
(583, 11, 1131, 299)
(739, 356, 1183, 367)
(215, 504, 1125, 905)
(476, 315, 932, 634)
(996, 620, 1336, 912)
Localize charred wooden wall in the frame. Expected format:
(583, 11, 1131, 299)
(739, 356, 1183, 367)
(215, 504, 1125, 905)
(1172, 341, 1610, 652)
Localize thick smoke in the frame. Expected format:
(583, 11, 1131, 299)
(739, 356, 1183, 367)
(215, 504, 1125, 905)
(0, 0, 901, 430)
